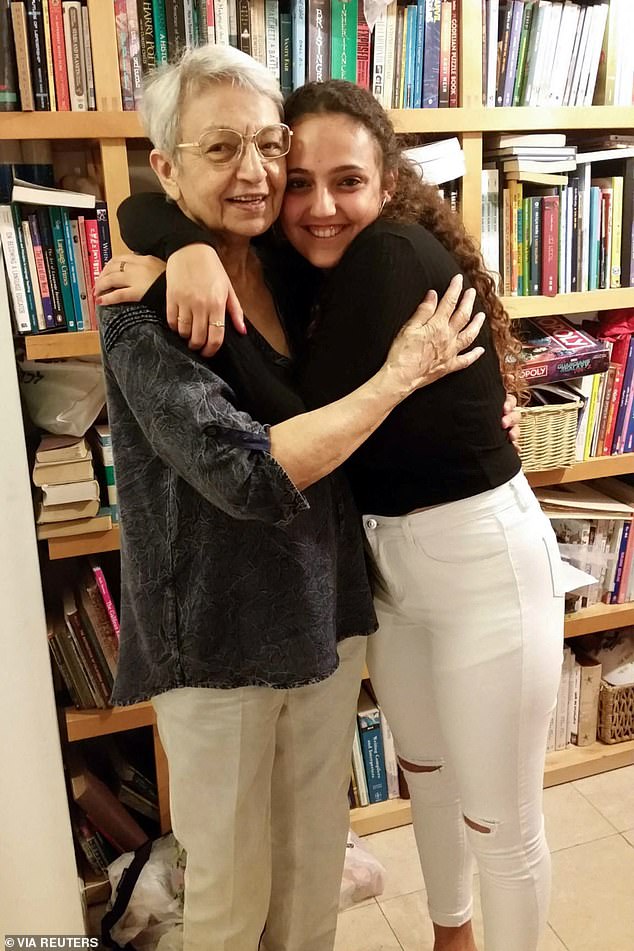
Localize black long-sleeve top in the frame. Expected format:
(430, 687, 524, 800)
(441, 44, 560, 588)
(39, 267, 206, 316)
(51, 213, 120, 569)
(119, 195, 520, 516)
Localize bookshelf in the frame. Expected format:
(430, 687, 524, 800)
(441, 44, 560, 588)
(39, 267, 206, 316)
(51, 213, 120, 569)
(4, 1, 634, 927)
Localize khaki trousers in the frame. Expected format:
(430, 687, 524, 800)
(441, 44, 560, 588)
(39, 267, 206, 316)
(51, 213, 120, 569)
(152, 636, 367, 951)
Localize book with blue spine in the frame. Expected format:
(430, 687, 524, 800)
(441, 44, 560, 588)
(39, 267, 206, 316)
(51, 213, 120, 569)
(421, 0, 440, 108)
(357, 686, 388, 803)
(412, 0, 425, 109)
(10, 204, 38, 332)
(404, 4, 417, 109)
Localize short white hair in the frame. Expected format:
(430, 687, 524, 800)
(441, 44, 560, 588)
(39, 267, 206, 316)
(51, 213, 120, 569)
(140, 44, 284, 159)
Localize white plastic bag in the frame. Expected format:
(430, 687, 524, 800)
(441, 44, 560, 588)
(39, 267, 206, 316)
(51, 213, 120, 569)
(339, 830, 386, 910)
(17, 356, 105, 436)
(107, 834, 185, 951)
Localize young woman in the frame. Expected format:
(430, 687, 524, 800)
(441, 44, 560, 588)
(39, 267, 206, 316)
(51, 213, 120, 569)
(98, 78, 565, 951)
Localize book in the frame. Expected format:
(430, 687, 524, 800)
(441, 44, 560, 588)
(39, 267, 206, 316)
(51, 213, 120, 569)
(518, 316, 610, 386)
(0, 205, 31, 333)
(570, 650, 602, 746)
(1, 0, 19, 111)
(89, 557, 120, 639)
(75, 565, 119, 678)
(351, 722, 369, 806)
(35, 496, 100, 522)
(357, 686, 388, 803)
(36, 433, 90, 463)
(33, 454, 94, 486)
(35, 508, 113, 539)
(41, 478, 100, 506)
(67, 749, 149, 853)
(10, 0, 35, 111)
(11, 176, 96, 209)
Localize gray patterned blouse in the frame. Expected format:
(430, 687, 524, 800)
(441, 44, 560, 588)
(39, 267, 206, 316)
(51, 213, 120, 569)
(99, 303, 377, 705)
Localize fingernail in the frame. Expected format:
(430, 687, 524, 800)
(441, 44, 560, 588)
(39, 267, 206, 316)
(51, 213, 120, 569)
(425, 290, 436, 302)
(452, 273, 463, 285)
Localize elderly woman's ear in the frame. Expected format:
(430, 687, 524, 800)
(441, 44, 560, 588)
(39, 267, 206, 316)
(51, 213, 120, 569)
(150, 149, 182, 203)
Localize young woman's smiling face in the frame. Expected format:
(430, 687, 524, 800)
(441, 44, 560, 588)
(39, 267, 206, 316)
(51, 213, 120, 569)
(280, 113, 390, 268)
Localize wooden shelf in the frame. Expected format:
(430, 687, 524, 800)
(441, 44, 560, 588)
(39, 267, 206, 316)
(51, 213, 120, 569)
(64, 700, 155, 741)
(25, 331, 100, 360)
(0, 111, 145, 140)
(544, 738, 634, 786)
(503, 287, 634, 318)
(3, 105, 633, 142)
(564, 602, 634, 638)
(48, 526, 120, 560)
(350, 798, 412, 836)
(526, 454, 634, 487)
(350, 740, 634, 833)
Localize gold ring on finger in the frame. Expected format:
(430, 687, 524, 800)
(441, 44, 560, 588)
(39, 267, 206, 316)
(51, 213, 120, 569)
(209, 320, 225, 328)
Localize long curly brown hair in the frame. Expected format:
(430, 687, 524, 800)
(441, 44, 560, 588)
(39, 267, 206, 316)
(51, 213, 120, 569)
(284, 80, 525, 399)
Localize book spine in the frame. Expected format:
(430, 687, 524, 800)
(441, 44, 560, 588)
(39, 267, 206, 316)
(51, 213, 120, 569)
(391, 5, 403, 108)
(512, 0, 532, 106)
(26, 211, 56, 328)
(541, 194, 559, 297)
(379, 710, 399, 800)
(81, 2, 95, 110)
(227, 0, 237, 47)
(83, 214, 102, 301)
(65, 609, 108, 707)
(351, 724, 369, 806)
(0, 0, 19, 110)
(331, 0, 357, 82)
(113, 0, 133, 109)
(20, 218, 45, 329)
(264, 0, 279, 79)
(35, 206, 65, 327)
(10, 204, 37, 331)
(124, 0, 142, 106)
(448, 0, 458, 107)
(612, 519, 630, 602)
(279, 11, 292, 95)
(307, 0, 330, 83)
(69, 217, 90, 330)
(11, 2, 35, 110)
(291, 0, 305, 88)
(63, 0, 87, 111)
(412, 0, 424, 109)
(41, 0, 55, 109)
(237, 0, 250, 54)
(76, 215, 96, 328)
(48, 0, 70, 108)
(151, 0, 168, 62)
(25, 0, 51, 109)
(502, 0, 522, 107)
(437, 0, 451, 108)
(530, 196, 541, 296)
(358, 719, 388, 803)
(371, 6, 386, 103)
(249, 0, 266, 66)
(495, 0, 513, 106)
(610, 176, 623, 288)
(355, 0, 369, 88)
(60, 207, 83, 330)
(421, 0, 440, 108)
(90, 562, 120, 638)
(213, 0, 229, 44)
(48, 205, 76, 330)
(621, 159, 634, 287)
(95, 201, 111, 265)
(602, 362, 624, 455)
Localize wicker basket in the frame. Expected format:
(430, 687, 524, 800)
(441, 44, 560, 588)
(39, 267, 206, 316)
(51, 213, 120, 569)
(598, 681, 634, 744)
(518, 400, 581, 472)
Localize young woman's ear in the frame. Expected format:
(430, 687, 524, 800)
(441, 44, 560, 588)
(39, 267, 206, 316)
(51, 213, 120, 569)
(383, 168, 398, 200)
(150, 149, 182, 203)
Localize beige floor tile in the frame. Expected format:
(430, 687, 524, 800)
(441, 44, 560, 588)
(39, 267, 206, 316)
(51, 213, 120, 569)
(333, 901, 402, 951)
(379, 885, 566, 951)
(548, 835, 634, 951)
(339, 896, 377, 912)
(573, 764, 634, 832)
(364, 824, 426, 901)
(624, 829, 634, 847)
(543, 782, 615, 851)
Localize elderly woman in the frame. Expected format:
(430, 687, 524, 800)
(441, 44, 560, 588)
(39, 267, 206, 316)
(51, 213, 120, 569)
(99, 47, 484, 951)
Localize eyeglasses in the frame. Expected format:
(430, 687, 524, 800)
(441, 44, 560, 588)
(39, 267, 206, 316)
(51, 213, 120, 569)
(176, 123, 293, 167)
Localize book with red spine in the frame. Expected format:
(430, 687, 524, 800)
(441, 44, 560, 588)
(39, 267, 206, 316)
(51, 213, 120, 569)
(89, 558, 120, 640)
(76, 213, 97, 328)
(541, 194, 559, 297)
(438, 0, 451, 108)
(47, 0, 70, 109)
(356, 0, 370, 89)
(602, 362, 624, 455)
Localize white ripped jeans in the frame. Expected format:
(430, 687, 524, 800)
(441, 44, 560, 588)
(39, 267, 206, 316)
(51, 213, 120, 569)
(364, 472, 564, 951)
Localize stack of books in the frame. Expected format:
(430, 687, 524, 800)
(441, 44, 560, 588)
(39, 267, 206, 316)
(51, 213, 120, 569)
(483, 0, 613, 109)
(33, 434, 112, 539)
(90, 424, 118, 524)
(47, 559, 120, 709)
(547, 644, 602, 752)
(0, 178, 112, 337)
(481, 136, 634, 295)
(537, 481, 634, 610)
(404, 137, 465, 189)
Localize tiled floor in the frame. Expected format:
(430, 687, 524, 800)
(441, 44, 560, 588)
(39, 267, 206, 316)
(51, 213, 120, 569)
(335, 765, 634, 951)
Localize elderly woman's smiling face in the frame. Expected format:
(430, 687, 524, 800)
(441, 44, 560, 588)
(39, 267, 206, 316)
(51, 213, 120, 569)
(153, 83, 286, 241)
